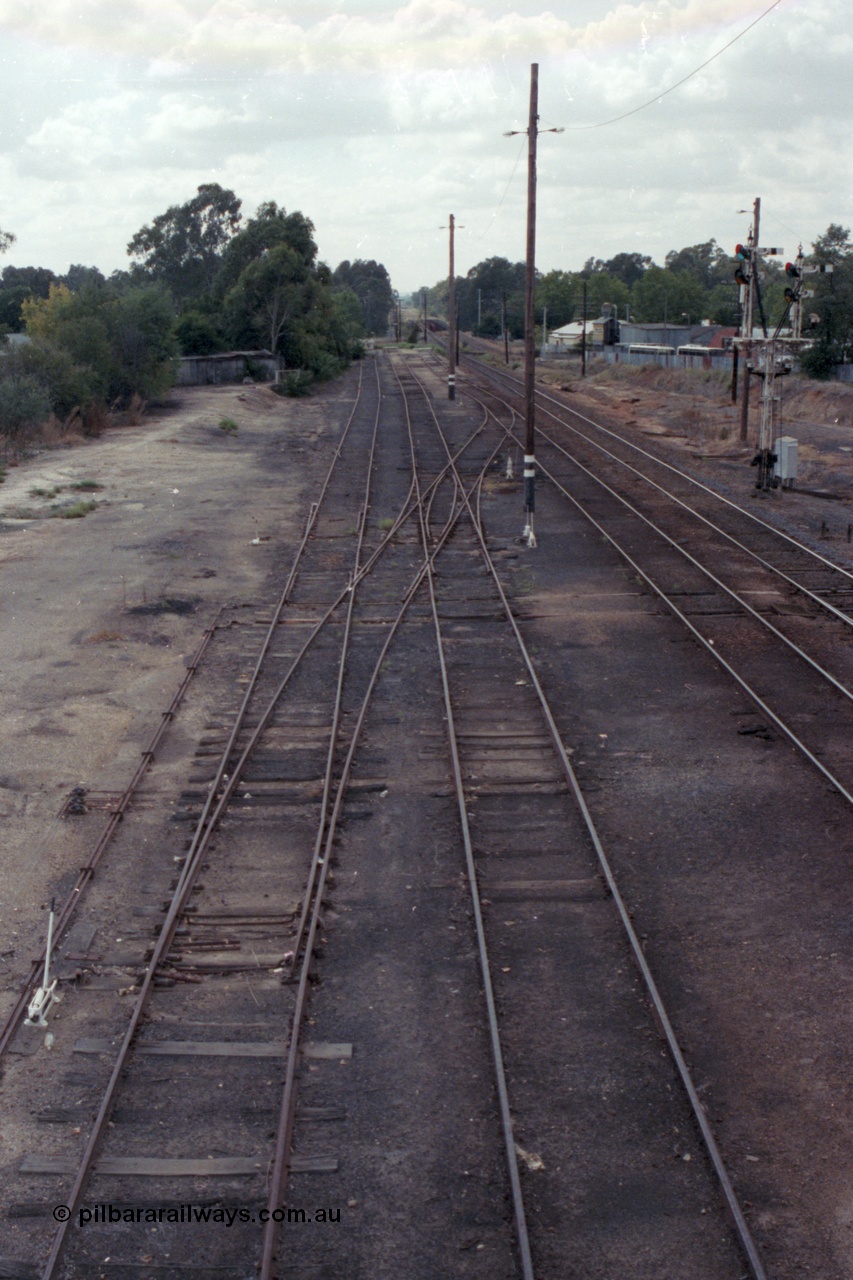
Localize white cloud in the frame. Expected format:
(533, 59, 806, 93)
(0, 0, 850, 291)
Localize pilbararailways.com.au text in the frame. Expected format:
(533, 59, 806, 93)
(56, 1204, 342, 1228)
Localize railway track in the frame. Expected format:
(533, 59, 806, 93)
(456, 350, 853, 807)
(2, 347, 846, 1277)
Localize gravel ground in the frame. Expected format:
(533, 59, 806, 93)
(0, 382, 338, 1023)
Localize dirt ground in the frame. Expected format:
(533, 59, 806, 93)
(0, 382, 341, 1019)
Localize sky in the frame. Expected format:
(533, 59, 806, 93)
(0, 0, 850, 295)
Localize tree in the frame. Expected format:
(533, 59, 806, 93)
(631, 266, 706, 324)
(806, 224, 853, 362)
(175, 310, 226, 355)
(127, 184, 242, 303)
(0, 286, 32, 333)
(601, 252, 650, 289)
(110, 286, 180, 400)
(664, 240, 731, 290)
(22, 281, 178, 404)
(63, 264, 106, 293)
(1, 337, 99, 417)
(2, 265, 57, 298)
(0, 229, 14, 255)
(812, 223, 852, 266)
(225, 244, 312, 354)
(458, 257, 526, 334)
(329, 287, 366, 348)
(215, 202, 317, 297)
(332, 260, 394, 337)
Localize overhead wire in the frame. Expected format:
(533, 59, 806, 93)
(474, 134, 527, 241)
(567, 0, 784, 131)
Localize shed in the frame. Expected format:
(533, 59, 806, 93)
(175, 350, 280, 387)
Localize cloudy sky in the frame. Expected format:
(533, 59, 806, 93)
(0, 0, 849, 294)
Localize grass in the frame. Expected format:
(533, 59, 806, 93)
(52, 499, 97, 519)
(29, 486, 62, 498)
(377, 517, 395, 531)
(218, 417, 239, 434)
(71, 479, 104, 491)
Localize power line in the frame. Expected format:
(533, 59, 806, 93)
(474, 135, 527, 241)
(567, 0, 784, 131)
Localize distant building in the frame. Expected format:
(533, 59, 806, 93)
(549, 321, 594, 350)
(175, 350, 280, 386)
(0, 332, 31, 350)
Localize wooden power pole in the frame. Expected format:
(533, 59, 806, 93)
(522, 65, 539, 541)
(448, 214, 456, 400)
(505, 64, 562, 546)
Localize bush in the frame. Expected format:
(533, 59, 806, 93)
(277, 369, 314, 397)
(0, 374, 52, 443)
(799, 338, 840, 381)
(310, 351, 342, 381)
(3, 337, 98, 417)
(175, 309, 225, 355)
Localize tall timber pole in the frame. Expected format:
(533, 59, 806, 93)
(448, 213, 456, 400)
(505, 64, 562, 546)
(522, 65, 539, 545)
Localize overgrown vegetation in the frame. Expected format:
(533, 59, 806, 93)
(0, 188, 392, 452)
(126, 187, 379, 379)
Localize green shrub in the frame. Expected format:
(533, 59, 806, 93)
(309, 351, 341, 381)
(278, 369, 314, 397)
(799, 338, 840, 381)
(53, 499, 97, 519)
(0, 374, 52, 443)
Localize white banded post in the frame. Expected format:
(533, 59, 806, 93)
(448, 374, 456, 401)
(523, 454, 537, 547)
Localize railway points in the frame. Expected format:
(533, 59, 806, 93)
(0, 348, 850, 1279)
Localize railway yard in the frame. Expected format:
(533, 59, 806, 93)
(0, 345, 852, 1280)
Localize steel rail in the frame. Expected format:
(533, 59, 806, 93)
(519, 443, 853, 811)
(40, 356, 385, 1276)
(497, 410, 853, 710)
(0, 606, 221, 1059)
(461, 348, 853, 588)
(286, 359, 384, 971)
(39, 358, 495, 1277)
(398, 362, 536, 1279)
(258, 359, 513, 1277)
(482, 369, 853, 630)
(5, 359, 376, 1066)
(406, 360, 773, 1280)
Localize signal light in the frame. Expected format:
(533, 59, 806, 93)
(734, 267, 750, 287)
(784, 286, 796, 302)
(735, 243, 751, 260)
(785, 261, 800, 278)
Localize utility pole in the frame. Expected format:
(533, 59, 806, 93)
(423, 288, 428, 344)
(522, 66, 538, 543)
(504, 64, 563, 547)
(502, 291, 509, 364)
(541, 306, 548, 358)
(581, 281, 587, 377)
(446, 215, 457, 399)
